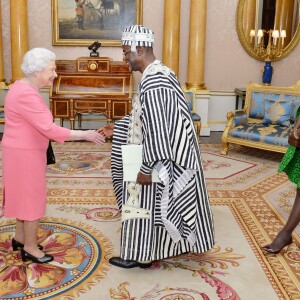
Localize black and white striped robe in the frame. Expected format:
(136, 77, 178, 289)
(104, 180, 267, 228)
(111, 60, 214, 261)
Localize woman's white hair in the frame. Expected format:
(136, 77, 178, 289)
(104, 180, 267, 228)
(21, 48, 56, 76)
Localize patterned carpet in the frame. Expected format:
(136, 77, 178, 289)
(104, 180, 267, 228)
(0, 142, 299, 300)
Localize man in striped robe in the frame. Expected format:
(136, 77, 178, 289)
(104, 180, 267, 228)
(99, 25, 214, 269)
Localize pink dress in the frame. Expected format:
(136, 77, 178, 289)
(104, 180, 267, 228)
(1, 81, 70, 221)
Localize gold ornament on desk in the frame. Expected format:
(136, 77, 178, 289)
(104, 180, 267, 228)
(249, 29, 286, 85)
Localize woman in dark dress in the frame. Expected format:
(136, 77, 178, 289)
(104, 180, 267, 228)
(262, 107, 300, 253)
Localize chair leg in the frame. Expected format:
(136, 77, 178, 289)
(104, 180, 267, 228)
(221, 142, 229, 155)
(194, 121, 201, 143)
(198, 121, 201, 143)
(78, 114, 82, 128)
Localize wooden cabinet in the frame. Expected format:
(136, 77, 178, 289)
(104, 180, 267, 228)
(234, 88, 246, 110)
(50, 57, 132, 129)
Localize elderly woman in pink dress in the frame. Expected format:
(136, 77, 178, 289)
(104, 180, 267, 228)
(1, 48, 105, 264)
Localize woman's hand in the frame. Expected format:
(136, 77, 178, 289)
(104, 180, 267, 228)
(85, 130, 106, 145)
(67, 130, 105, 144)
(97, 123, 114, 138)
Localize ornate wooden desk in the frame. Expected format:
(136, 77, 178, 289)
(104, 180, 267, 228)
(50, 57, 132, 129)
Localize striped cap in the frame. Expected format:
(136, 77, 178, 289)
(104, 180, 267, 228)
(122, 25, 154, 52)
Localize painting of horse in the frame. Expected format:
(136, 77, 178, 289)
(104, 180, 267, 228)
(52, 0, 143, 46)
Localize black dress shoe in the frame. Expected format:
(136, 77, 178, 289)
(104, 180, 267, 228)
(109, 257, 152, 269)
(21, 249, 54, 264)
(12, 238, 43, 251)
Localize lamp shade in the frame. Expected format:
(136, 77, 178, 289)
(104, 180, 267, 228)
(281, 30, 286, 37)
(257, 29, 264, 37)
(272, 30, 279, 38)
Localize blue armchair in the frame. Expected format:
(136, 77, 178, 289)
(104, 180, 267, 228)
(221, 81, 300, 154)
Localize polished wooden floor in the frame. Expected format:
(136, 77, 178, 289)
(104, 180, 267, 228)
(200, 131, 223, 144)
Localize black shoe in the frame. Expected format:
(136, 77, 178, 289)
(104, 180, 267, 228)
(109, 257, 152, 269)
(12, 238, 43, 251)
(21, 249, 54, 264)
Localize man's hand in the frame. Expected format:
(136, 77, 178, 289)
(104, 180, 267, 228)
(136, 172, 152, 185)
(97, 123, 114, 138)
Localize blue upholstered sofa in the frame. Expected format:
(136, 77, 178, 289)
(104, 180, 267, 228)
(221, 81, 300, 155)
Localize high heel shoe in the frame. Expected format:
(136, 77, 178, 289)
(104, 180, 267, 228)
(12, 238, 43, 251)
(261, 237, 293, 254)
(21, 249, 54, 264)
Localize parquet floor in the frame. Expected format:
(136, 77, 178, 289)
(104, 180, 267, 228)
(200, 131, 223, 144)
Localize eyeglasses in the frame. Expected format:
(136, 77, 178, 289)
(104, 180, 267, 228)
(122, 49, 131, 57)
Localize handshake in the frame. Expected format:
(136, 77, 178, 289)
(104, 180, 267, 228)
(84, 130, 106, 145)
(97, 123, 114, 138)
(67, 129, 106, 145)
(67, 123, 115, 145)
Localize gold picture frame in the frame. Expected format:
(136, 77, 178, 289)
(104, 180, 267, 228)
(52, 0, 143, 46)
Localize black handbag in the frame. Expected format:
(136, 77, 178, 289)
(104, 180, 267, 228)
(46, 141, 56, 165)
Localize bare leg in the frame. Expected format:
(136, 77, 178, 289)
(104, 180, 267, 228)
(269, 187, 300, 250)
(14, 219, 25, 243)
(23, 219, 45, 258)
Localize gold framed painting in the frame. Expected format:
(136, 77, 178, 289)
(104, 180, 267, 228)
(52, 0, 143, 46)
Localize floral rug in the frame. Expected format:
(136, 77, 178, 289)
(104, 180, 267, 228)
(0, 142, 299, 300)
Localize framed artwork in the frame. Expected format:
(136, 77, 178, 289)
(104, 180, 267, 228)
(52, 0, 143, 46)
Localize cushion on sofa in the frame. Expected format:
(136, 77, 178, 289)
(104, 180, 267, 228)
(228, 123, 292, 147)
(249, 92, 280, 119)
(233, 112, 248, 126)
(290, 97, 300, 122)
(262, 99, 293, 127)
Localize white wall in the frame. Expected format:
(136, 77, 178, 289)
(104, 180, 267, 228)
(1, 0, 299, 88)
(1, 0, 299, 133)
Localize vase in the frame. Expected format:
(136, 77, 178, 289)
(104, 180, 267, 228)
(262, 61, 273, 85)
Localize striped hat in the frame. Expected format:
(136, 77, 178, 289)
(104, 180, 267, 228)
(122, 25, 154, 52)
